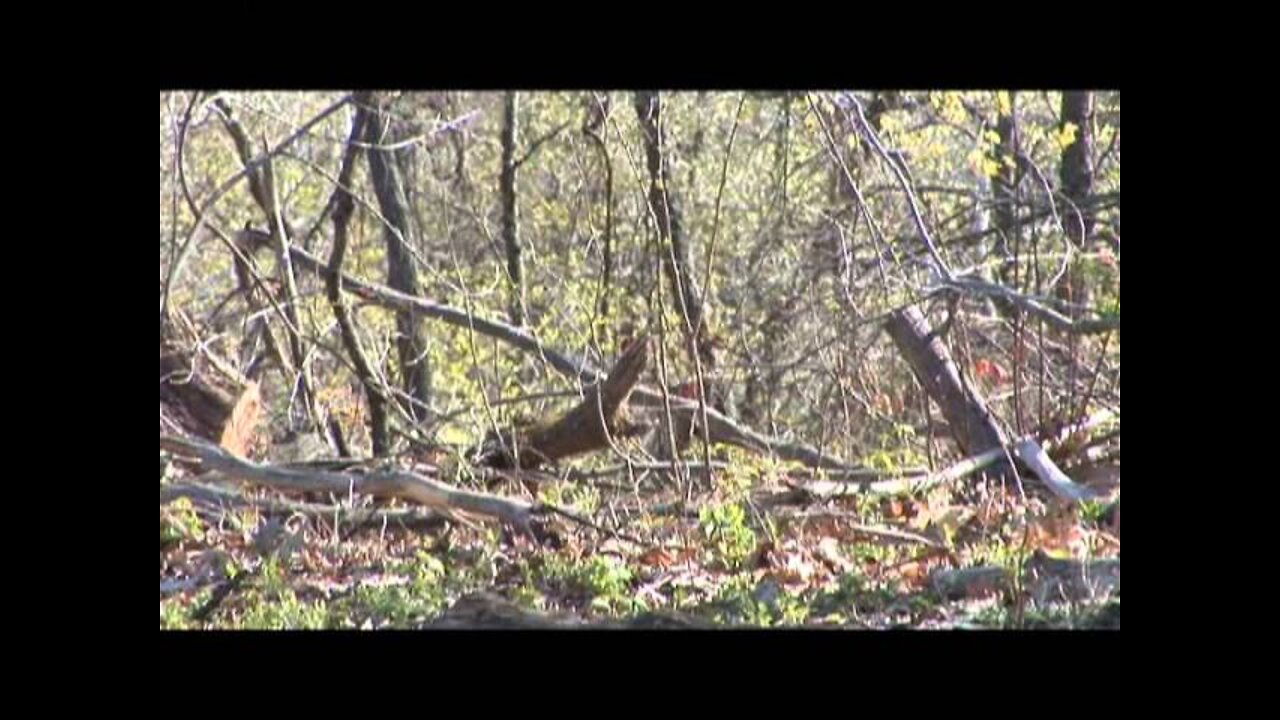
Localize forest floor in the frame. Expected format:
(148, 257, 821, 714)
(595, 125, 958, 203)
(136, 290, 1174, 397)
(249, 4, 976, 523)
(160, 448, 1120, 630)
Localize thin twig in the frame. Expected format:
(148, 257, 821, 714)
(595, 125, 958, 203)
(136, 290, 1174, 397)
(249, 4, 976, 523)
(514, 119, 573, 169)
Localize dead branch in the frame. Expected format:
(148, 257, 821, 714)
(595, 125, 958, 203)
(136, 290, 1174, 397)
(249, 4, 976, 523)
(1013, 440, 1098, 502)
(160, 435, 535, 533)
(780, 510, 944, 548)
(565, 460, 729, 481)
(942, 274, 1120, 335)
(479, 335, 651, 468)
(787, 410, 1115, 501)
(161, 481, 447, 528)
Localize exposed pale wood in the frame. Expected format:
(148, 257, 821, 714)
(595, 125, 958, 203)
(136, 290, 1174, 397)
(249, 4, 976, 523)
(160, 318, 262, 457)
(159, 435, 535, 532)
(1013, 439, 1099, 502)
(786, 410, 1115, 501)
(161, 481, 447, 528)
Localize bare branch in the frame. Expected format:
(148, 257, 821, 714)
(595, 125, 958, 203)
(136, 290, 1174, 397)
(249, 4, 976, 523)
(160, 434, 537, 532)
(514, 119, 573, 169)
(942, 274, 1120, 335)
(163, 93, 352, 316)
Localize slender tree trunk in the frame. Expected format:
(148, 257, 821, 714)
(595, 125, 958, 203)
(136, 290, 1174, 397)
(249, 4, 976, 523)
(329, 93, 390, 455)
(991, 92, 1024, 315)
(499, 91, 527, 326)
(1058, 91, 1095, 316)
(634, 91, 716, 371)
(365, 94, 432, 424)
(885, 306, 1010, 466)
(581, 93, 615, 336)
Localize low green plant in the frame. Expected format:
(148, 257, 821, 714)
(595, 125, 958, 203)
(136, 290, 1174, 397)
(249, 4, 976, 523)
(539, 553, 642, 615)
(699, 502, 757, 571)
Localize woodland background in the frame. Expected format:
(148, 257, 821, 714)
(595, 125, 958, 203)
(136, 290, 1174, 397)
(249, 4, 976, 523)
(159, 90, 1119, 629)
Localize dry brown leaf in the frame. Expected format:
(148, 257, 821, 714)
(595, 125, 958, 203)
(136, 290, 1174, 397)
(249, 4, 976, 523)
(1027, 506, 1087, 553)
(638, 547, 676, 568)
(896, 561, 929, 588)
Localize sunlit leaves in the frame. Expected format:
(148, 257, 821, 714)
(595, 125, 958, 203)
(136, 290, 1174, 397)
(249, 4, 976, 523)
(996, 91, 1013, 118)
(1053, 121, 1080, 152)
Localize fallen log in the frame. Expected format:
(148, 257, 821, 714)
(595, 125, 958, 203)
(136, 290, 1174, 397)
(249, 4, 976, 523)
(160, 313, 263, 459)
(783, 410, 1115, 501)
(477, 335, 651, 469)
(159, 435, 536, 533)
(929, 550, 1120, 608)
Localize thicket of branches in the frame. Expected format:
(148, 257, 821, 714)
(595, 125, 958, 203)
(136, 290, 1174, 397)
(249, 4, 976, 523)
(160, 90, 1118, 480)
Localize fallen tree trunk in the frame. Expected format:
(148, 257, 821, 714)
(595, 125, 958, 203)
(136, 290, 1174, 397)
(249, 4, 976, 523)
(161, 480, 449, 529)
(884, 305, 1008, 459)
(160, 314, 262, 459)
(882, 304, 1103, 502)
(786, 410, 1113, 501)
(159, 435, 536, 533)
(479, 335, 651, 469)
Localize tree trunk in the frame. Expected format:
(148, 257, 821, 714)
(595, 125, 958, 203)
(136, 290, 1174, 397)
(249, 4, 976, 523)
(991, 92, 1024, 306)
(365, 94, 432, 424)
(499, 91, 527, 326)
(329, 93, 390, 455)
(1058, 91, 1095, 316)
(581, 93, 614, 333)
(884, 306, 1010, 464)
(634, 91, 717, 371)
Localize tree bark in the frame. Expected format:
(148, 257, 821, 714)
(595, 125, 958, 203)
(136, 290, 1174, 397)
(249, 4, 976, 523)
(1058, 91, 1096, 316)
(328, 94, 391, 455)
(884, 305, 1009, 462)
(634, 91, 717, 370)
(365, 94, 433, 424)
(499, 91, 527, 326)
(991, 92, 1024, 305)
(581, 93, 614, 331)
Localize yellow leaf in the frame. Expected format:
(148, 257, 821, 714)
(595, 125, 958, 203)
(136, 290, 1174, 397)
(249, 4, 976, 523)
(996, 91, 1013, 117)
(1057, 122, 1079, 150)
